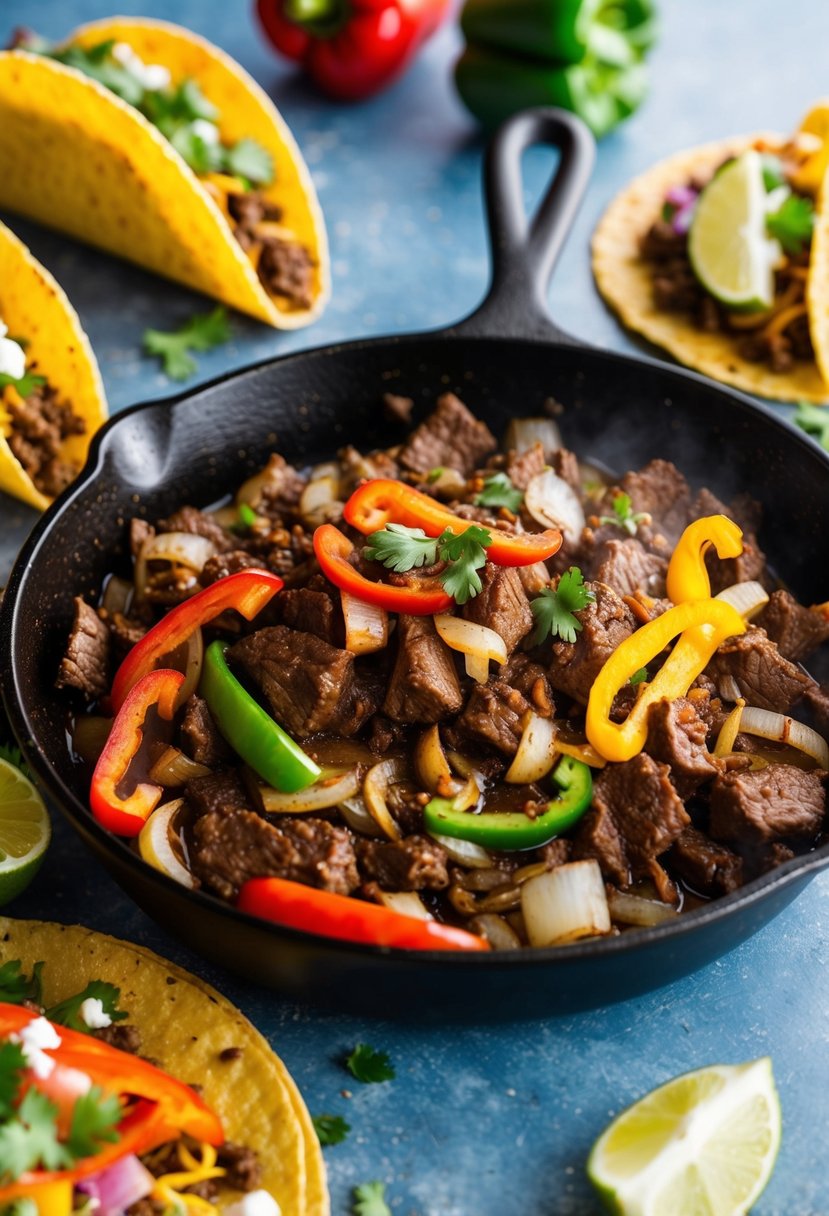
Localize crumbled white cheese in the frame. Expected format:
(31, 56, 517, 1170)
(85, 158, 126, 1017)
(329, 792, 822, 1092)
(191, 119, 220, 145)
(11, 1016, 61, 1080)
(0, 321, 26, 381)
(79, 997, 113, 1029)
(224, 1191, 282, 1216)
(112, 41, 171, 92)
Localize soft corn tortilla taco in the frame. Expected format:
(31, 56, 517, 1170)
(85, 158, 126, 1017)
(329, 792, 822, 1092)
(0, 219, 107, 511)
(592, 132, 829, 403)
(0, 917, 328, 1215)
(0, 17, 329, 329)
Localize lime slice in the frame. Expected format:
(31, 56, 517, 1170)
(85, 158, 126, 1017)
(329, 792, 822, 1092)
(139, 798, 194, 888)
(688, 151, 781, 311)
(0, 757, 51, 905)
(587, 1058, 781, 1216)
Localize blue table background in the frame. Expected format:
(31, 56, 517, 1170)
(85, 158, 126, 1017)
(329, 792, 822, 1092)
(2, 2, 829, 1212)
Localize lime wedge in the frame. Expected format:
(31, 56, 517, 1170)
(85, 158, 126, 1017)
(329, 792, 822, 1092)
(0, 757, 51, 905)
(688, 151, 781, 311)
(587, 1058, 781, 1215)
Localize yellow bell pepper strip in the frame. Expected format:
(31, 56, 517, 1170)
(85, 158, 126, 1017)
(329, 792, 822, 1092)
(665, 514, 743, 604)
(585, 599, 747, 763)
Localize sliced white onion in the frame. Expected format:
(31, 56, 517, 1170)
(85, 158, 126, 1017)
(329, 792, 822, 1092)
(138, 800, 195, 889)
(606, 889, 679, 927)
(433, 613, 507, 684)
(521, 859, 611, 947)
(524, 469, 585, 548)
(716, 580, 769, 620)
(299, 475, 343, 526)
(363, 758, 405, 840)
(717, 673, 743, 703)
(101, 574, 133, 616)
(714, 700, 745, 758)
(134, 531, 215, 600)
(339, 795, 383, 836)
(341, 590, 389, 655)
(148, 746, 211, 787)
(738, 707, 829, 769)
(430, 832, 493, 869)
(505, 416, 562, 459)
(260, 767, 360, 812)
(427, 467, 467, 497)
(468, 913, 522, 950)
(414, 724, 457, 794)
(377, 891, 434, 920)
(171, 627, 204, 708)
(310, 460, 341, 483)
(504, 712, 556, 784)
(236, 455, 306, 509)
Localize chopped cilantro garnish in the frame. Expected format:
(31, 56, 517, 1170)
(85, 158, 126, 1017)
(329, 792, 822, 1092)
(761, 155, 787, 192)
(224, 138, 275, 187)
(352, 1181, 391, 1216)
(363, 522, 491, 606)
(363, 523, 438, 573)
(143, 306, 231, 380)
(766, 194, 814, 255)
(312, 1113, 351, 1146)
(0, 1199, 37, 1216)
(64, 1085, 122, 1159)
(629, 666, 649, 686)
(0, 372, 47, 401)
(49, 40, 145, 106)
(346, 1043, 395, 1084)
(530, 567, 596, 645)
(0, 1042, 27, 1120)
(46, 980, 128, 1032)
(599, 491, 650, 536)
(0, 1087, 69, 1182)
(474, 471, 523, 513)
(0, 960, 43, 1007)
(426, 466, 445, 483)
(0, 745, 32, 781)
(237, 503, 259, 530)
(793, 401, 829, 451)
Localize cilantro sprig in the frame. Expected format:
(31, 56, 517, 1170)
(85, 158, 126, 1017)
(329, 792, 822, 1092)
(599, 491, 650, 537)
(530, 568, 596, 645)
(0, 961, 43, 1008)
(0, 746, 32, 781)
(363, 523, 491, 606)
(346, 1043, 395, 1084)
(793, 401, 829, 451)
(766, 194, 814, 256)
(474, 471, 523, 513)
(0, 372, 47, 401)
(352, 1181, 391, 1216)
(45, 980, 128, 1032)
(143, 307, 231, 380)
(312, 1113, 351, 1146)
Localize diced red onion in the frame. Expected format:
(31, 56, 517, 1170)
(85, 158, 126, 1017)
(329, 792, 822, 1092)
(77, 1155, 154, 1213)
(665, 185, 698, 208)
(671, 203, 696, 235)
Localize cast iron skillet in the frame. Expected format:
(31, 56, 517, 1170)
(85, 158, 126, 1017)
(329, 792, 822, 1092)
(4, 110, 829, 1021)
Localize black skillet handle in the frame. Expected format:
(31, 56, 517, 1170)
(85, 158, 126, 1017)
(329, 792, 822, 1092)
(450, 107, 595, 344)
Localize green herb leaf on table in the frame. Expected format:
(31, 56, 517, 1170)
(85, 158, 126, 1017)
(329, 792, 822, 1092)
(0, 372, 47, 401)
(0, 960, 43, 1007)
(474, 471, 523, 513)
(599, 491, 650, 537)
(312, 1113, 351, 1146)
(64, 1086, 122, 1159)
(143, 307, 231, 380)
(438, 525, 490, 605)
(0, 1041, 27, 1121)
(766, 194, 815, 255)
(352, 1181, 391, 1216)
(46, 980, 128, 1032)
(0, 1087, 70, 1182)
(530, 568, 596, 645)
(793, 401, 829, 451)
(346, 1043, 395, 1084)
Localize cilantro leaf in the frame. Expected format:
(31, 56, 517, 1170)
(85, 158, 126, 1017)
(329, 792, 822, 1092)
(530, 567, 596, 645)
(629, 666, 649, 686)
(46, 980, 128, 1032)
(364, 524, 438, 573)
(766, 194, 814, 255)
(0, 1042, 27, 1120)
(0, 1199, 38, 1216)
(0, 372, 47, 401)
(346, 1044, 395, 1084)
(0, 960, 43, 1006)
(474, 471, 523, 513)
(0, 1087, 70, 1182)
(426, 466, 445, 483)
(761, 155, 786, 192)
(223, 139, 274, 186)
(352, 1181, 391, 1216)
(143, 307, 231, 380)
(793, 401, 829, 451)
(143, 77, 218, 127)
(312, 1113, 350, 1146)
(599, 491, 650, 536)
(47, 41, 145, 106)
(437, 525, 490, 605)
(0, 746, 32, 781)
(64, 1085, 122, 1159)
(168, 126, 223, 175)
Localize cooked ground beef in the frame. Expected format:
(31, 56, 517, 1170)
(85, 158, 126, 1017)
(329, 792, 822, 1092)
(669, 826, 743, 896)
(548, 581, 636, 705)
(398, 393, 497, 477)
(55, 597, 110, 700)
(383, 614, 463, 723)
(227, 189, 282, 229)
(94, 1023, 142, 1054)
(257, 238, 315, 310)
(6, 383, 85, 498)
(217, 1141, 263, 1191)
(709, 764, 826, 847)
(705, 627, 813, 713)
(357, 835, 449, 890)
(645, 697, 719, 799)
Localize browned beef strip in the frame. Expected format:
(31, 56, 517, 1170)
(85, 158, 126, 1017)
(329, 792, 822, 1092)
(640, 218, 689, 261)
(691, 487, 769, 590)
(129, 517, 155, 558)
(755, 590, 829, 663)
(255, 453, 307, 517)
(126, 1199, 165, 1216)
(383, 615, 463, 723)
(802, 683, 829, 738)
(227, 190, 282, 227)
(704, 626, 813, 713)
(257, 238, 315, 310)
(572, 753, 690, 884)
(506, 441, 545, 490)
(592, 538, 668, 599)
(199, 550, 261, 586)
(461, 563, 532, 654)
(190, 810, 358, 901)
(185, 771, 251, 819)
(107, 611, 149, 658)
(357, 835, 449, 890)
(536, 838, 572, 869)
(398, 393, 497, 477)
(180, 695, 232, 767)
(273, 586, 339, 645)
(6, 383, 85, 498)
(158, 505, 235, 553)
(502, 652, 555, 715)
(55, 597, 111, 700)
(709, 764, 826, 846)
(669, 826, 743, 896)
(619, 459, 692, 549)
(550, 447, 582, 493)
(645, 697, 719, 799)
(216, 1142, 262, 1191)
(549, 581, 637, 705)
(456, 680, 530, 756)
(228, 626, 357, 737)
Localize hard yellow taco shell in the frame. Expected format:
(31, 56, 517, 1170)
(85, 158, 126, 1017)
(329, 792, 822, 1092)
(0, 220, 108, 511)
(0, 18, 329, 329)
(592, 134, 829, 403)
(0, 917, 329, 1216)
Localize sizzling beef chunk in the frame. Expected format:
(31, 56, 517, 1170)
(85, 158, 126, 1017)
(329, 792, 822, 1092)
(549, 582, 637, 705)
(550, 447, 581, 493)
(803, 683, 829, 738)
(158, 505, 235, 552)
(502, 652, 555, 715)
(216, 1142, 262, 1191)
(704, 626, 813, 713)
(129, 517, 155, 558)
(383, 392, 414, 425)
(180, 695, 232, 767)
(199, 549, 261, 586)
(573, 753, 690, 884)
(186, 771, 251, 819)
(690, 488, 768, 590)
(357, 835, 449, 890)
(254, 452, 306, 517)
(755, 590, 829, 663)
(645, 697, 719, 798)
(56, 597, 111, 700)
(619, 459, 692, 549)
(709, 764, 826, 846)
(257, 238, 315, 310)
(6, 383, 85, 498)
(397, 393, 497, 478)
(461, 563, 532, 654)
(190, 811, 358, 901)
(669, 826, 743, 896)
(457, 680, 530, 756)
(274, 586, 339, 645)
(506, 441, 545, 490)
(592, 538, 668, 599)
(228, 626, 357, 737)
(383, 615, 463, 723)
(536, 838, 573, 869)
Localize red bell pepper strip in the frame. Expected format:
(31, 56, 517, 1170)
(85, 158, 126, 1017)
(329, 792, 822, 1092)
(90, 668, 184, 838)
(343, 479, 562, 566)
(110, 569, 283, 712)
(313, 523, 454, 614)
(238, 877, 490, 951)
(256, 0, 451, 101)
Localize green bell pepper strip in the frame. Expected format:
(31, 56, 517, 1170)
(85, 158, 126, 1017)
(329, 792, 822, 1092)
(199, 640, 321, 793)
(460, 0, 656, 68)
(423, 755, 592, 850)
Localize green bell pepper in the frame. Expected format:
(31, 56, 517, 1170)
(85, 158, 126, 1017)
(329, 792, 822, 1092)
(423, 754, 593, 850)
(200, 640, 321, 793)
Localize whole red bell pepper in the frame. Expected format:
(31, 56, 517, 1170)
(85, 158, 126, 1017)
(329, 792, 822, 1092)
(238, 876, 490, 951)
(110, 568, 283, 712)
(256, 0, 451, 100)
(90, 668, 184, 838)
(314, 523, 454, 614)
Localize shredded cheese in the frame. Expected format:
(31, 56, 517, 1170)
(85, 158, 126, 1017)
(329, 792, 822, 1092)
(152, 1141, 226, 1215)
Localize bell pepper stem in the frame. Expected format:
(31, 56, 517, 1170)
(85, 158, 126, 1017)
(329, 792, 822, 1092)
(284, 0, 345, 27)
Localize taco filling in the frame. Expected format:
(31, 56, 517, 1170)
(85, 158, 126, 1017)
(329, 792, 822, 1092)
(0, 322, 86, 499)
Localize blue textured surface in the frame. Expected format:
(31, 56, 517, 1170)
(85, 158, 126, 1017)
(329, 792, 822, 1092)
(2, 1, 829, 1212)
